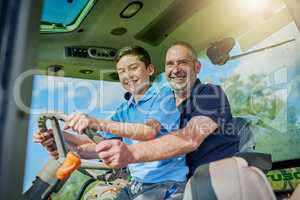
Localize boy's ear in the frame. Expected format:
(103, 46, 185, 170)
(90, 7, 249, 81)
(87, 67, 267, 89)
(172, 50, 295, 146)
(147, 64, 155, 76)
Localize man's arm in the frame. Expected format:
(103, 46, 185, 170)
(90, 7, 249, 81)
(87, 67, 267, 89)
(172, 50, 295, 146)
(33, 129, 98, 159)
(129, 116, 217, 161)
(96, 116, 218, 167)
(63, 131, 100, 159)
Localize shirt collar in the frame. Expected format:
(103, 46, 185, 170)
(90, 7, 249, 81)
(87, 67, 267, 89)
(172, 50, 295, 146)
(127, 84, 158, 106)
(191, 79, 203, 95)
(177, 78, 203, 112)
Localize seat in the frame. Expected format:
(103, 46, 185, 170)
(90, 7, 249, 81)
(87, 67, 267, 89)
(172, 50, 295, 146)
(232, 117, 255, 152)
(183, 157, 276, 200)
(290, 183, 300, 200)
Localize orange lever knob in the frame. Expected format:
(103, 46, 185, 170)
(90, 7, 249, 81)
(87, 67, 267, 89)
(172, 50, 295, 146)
(56, 152, 81, 180)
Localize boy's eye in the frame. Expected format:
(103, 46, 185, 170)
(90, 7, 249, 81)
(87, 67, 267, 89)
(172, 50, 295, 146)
(130, 65, 138, 70)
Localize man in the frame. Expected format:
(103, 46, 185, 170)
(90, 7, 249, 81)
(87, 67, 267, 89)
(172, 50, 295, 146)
(34, 46, 187, 200)
(95, 42, 240, 197)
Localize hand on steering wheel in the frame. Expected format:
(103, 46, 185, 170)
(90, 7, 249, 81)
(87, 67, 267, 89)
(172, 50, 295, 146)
(64, 112, 98, 134)
(33, 129, 59, 159)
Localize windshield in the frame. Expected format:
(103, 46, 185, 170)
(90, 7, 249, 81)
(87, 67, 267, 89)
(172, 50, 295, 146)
(40, 0, 95, 32)
(198, 21, 300, 162)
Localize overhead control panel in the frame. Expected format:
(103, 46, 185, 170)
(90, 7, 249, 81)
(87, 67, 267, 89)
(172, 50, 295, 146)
(65, 46, 117, 61)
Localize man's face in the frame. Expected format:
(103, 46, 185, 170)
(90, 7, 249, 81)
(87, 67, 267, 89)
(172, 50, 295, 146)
(165, 45, 200, 93)
(117, 55, 154, 95)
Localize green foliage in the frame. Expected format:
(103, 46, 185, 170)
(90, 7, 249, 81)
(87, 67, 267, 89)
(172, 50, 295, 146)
(222, 74, 283, 120)
(221, 74, 300, 161)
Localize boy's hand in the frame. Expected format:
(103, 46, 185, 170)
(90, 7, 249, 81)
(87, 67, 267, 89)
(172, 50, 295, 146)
(33, 129, 59, 159)
(64, 113, 99, 134)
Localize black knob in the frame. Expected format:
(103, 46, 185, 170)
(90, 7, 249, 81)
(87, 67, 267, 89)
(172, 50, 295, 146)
(90, 49, 97, 55)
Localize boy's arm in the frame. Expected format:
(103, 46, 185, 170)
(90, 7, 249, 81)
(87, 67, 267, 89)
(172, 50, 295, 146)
(97, 118, 160, 141)
(63, 131, 94, 146)
(64, 113, 160, 141)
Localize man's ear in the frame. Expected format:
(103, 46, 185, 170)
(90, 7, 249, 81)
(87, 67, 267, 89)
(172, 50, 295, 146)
(195, 60, 201, 73)
(147, 64, 155, 76)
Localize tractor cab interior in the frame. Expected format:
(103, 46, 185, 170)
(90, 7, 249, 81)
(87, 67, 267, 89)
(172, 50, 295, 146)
(0, 0, 300, 199)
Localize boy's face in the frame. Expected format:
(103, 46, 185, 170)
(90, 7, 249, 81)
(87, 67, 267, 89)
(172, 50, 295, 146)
(116, 55, 154, 95)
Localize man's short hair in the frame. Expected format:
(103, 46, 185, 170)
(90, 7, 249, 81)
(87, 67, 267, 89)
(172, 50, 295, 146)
(167, 41, 198, 60)
(115, 46, 151, 67)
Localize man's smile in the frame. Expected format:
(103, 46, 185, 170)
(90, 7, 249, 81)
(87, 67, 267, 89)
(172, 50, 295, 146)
(168, 72, 187, 81)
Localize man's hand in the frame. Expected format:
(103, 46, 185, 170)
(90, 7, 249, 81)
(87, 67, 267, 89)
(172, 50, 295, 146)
(64, 113, 99, 134)
(33, 129, 59, 159)
(95, 140, 135, 168)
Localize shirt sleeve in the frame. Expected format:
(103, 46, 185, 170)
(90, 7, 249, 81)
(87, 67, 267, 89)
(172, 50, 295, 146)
(192, 84, 232, 130)
(97, 104, 124, 139)
(147, 87, 180, 133)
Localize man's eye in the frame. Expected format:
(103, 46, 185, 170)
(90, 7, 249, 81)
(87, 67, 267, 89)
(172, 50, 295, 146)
(178, 60, 188, 65)
(166, 62, 173, 67)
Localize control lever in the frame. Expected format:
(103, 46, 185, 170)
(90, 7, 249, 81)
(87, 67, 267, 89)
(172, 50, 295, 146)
(24, 112, 113, 200)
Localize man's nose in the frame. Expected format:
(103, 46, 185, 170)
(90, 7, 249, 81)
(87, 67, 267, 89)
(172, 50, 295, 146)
(172, 65, 182, 74)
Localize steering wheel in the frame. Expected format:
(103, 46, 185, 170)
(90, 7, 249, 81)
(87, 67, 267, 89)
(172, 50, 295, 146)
(38, 112, 112, 171)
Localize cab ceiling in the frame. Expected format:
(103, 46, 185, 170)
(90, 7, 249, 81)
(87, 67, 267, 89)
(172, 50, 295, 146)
(36, 0, 290, 81)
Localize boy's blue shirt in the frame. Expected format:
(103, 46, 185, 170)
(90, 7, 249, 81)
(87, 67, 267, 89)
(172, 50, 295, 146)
(99, 84, 188, 183)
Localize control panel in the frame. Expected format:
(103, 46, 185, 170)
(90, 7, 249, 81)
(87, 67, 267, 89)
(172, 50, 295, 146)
(65, 46, 117, 61)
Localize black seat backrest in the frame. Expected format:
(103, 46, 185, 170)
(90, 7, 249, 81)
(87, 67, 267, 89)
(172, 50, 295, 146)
(233, 117, 272, 172)
(232, 117, 256, 152)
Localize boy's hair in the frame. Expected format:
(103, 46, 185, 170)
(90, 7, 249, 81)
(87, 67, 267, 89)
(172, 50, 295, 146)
(115, 46, 151, 67)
